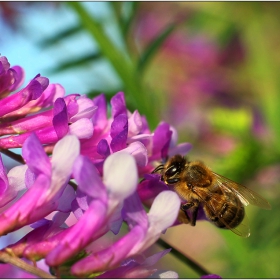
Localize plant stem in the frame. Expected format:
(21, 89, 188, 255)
(157, 238, 211, 276)
(0, 250, 55, 278)
(0, 149, 25, 164)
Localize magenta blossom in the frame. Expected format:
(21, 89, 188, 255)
(70, 190, 181, 277)
(95, 249, 178, 279)
(0, 56, 195, 278)
(0, 56, 96, 150)
(0, 154, 28, 208)
(201, 274, 222, 279)
(0, 133, 78, 235)
(0, 56, 25, 97)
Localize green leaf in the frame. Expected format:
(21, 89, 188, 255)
(37, 24, 83, 48)
(68, 2, 160, 129)
(241, 6, 280, 153)
(121, 2, 139, 37)
(109, 2, 123, 28)
(137, 23, 177, 73)
(45, 52, 102, 74)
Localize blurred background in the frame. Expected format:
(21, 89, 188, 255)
(1, 2, 280, 278)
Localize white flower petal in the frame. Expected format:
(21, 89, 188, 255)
(116, 141, 148, 167)
(130, 191, 180, 255)
(7, 165, 28, 192)
(103, 152, 138, 200)
(148, 191, 181, 232)
(128, 110, 142, 137)
(69, 118, 94, 139)
(149, 270, 179, 279)
(51, 135, 80, 191)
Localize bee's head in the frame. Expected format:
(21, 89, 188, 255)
(162, 154, 187, 185)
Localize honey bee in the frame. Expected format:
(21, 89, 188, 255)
(152, 154, 271, 237)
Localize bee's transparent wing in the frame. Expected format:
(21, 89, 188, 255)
(203, 189, 251, 238)
(228, 212, 250, 238)
(213, 172, 271, 210)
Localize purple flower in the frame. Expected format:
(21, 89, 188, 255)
(0, 73, 49, 118)
(0, 95, 95, 149)
(16, 151, 138, 265)
(80, 92, 191, 179)
(0, 61, 194, 278)
(70, 190, 181, 277)
(0, 56, 96, 150)
(45, 151, 139, 266)
(0, 154, 27, 208)
(0, 56, 24, 97)
(7, 212, 69, 258)
(0, 133, 79, 235)
(201, 274, 222, 279)
(95, 249, 177, 279)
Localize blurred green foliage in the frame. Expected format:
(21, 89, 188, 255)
(32, 2, 280, 278)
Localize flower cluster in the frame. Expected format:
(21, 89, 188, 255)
(0, 56, 197, 278)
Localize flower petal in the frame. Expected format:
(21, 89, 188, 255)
(123, 192, 148, 229)
(71, 225, 146, 277)
(148, 190, 181, 232)
(103, 152, 138, 200)
(97, 139, 111, 157)
(22, 133, 51, 177)
(117, 141, 148, 167)
(110, 114, 128, 152)
(0, 174, 51, 236)
(46, 199, 107, 266)
(149, 270, 179, 279)
(73, 155, 106, 201)
(50, 135, 80, 192)
(69, 118, 93, 139)
(0, 155, 8, 196)
(152, 122, 172, 160)
(128, 110, 143, 137)
(92, 93, 107, 127)
(111, 92, 127, 118)
(57, 184, 76, 212)
(53, 98, 69, 139)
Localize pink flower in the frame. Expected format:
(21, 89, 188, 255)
(0, 62, 193, 278)
(71, 190, 181, 277)
(0, 56, 95, 150)
(0, 133, 79, 235)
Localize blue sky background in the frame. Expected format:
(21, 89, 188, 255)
(1, 2, 120, 95)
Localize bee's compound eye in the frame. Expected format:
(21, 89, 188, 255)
(166, 178, 180, 184)
(165, 165, 179, 177)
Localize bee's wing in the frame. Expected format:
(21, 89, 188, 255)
(226, 212, 250, 238)
(202, 188, 251, 238)
(213, 172, 271, 210)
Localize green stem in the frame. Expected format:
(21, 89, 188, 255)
(157, 238, 211, 276)
(67, 2, 159, 128)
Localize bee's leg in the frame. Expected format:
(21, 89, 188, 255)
(181, 201, 199, 227)
(181, 202, 194, 211)
(178, 208, 191, 224)
(190, 205, 199, 226)
(180, 202, 194, 226)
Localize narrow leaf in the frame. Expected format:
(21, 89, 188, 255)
(45, 52, 102, 74)
(37, 24, 83, 48)
(137, 23, 177, 73)
(122, 2, 140, 37)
